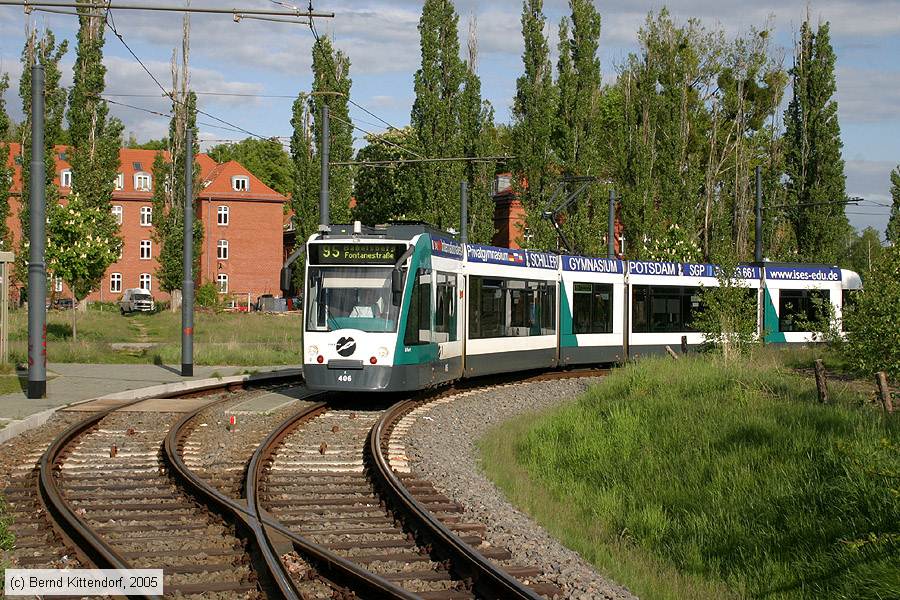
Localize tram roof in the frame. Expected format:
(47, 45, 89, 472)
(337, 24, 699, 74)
(317, 221, 454, 242)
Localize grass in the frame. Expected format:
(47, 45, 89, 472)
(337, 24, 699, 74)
(479, 353, 899, 599)
(6, 308, 303, 365)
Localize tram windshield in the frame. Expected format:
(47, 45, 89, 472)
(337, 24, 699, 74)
(306, 266, 401, 332)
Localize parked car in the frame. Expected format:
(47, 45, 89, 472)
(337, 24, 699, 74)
(119, 288, 155, 314)
(52, 297, 74, 310)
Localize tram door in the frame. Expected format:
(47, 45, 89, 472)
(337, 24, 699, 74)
(433, 271, 461, 384)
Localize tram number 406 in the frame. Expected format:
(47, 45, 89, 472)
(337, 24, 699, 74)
(337, 373, 353, 383)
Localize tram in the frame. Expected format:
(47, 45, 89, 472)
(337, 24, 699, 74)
(301, 222, 861, 392)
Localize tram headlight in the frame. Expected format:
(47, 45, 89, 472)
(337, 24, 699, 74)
(377, 346, 389, 358)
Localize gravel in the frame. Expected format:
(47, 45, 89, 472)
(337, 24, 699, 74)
(403, 378, 638, 600)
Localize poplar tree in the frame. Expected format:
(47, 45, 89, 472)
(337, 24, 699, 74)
(459, 16, 499, 244)
(887, 166, 900, 245)
(411, 0, 466, 230)
(152, 25, 202, 299)
(0, 73, 12, 251)
(553, 0, 605, 255)
(62, 1, 123, 304)
(512, 0, 557, 248)
(68, 0, 123, 216)
(289, 92, 320, 245)
(783, 20, 851, 264)
(18, 29, 68, 244)
(311, 36, 353, 225)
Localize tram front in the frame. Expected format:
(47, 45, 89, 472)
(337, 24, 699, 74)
(302, 236, 411, 392)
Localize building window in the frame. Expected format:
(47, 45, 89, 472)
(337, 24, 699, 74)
(231, 176, 249, 192)
(110, 273, 122, 293)
(217, 273, 228, 293)
(217, 239, 229, 260)
(139, 273, 151, 291)
(140, 206, 152, 226)
(217, 205, 229, 225)
(111, 205, 123, 225)
(114, 173, 124, 191)
(573, 282, 614, 334)
(60, 169, 72, 188)
(54, 276, 63, 293)
(140, 240, 151, 260)
(134, 172, 152, 192)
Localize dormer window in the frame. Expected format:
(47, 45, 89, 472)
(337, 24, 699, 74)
(134, 172, 152, 192)
(114, 173, 124, 191)
(60, 169, 72, 188)
(231, 175, 249, 192)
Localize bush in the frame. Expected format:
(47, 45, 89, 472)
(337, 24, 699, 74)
(195, 282, 221, 309)
(693, 255, 759, 360)
(841, 244, 900, 379)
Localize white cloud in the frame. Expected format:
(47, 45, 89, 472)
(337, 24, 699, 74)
(837, 66, 900, 124)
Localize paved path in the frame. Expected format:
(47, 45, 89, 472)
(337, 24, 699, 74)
(0, 363, 296, 421)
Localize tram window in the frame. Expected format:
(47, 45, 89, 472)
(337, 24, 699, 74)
(469, 276, 554, 338)
(404, 269, 432, 345)
(469, 277, 505, 339)
(539, 283, 556, 334)
(632, 285, 700, 333)
(434, 272, 457, 342)
(779, 289, 830, 332)
(573, 282, 613, 334)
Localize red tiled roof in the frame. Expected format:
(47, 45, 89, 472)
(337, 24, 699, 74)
(4, 143, 285, 203)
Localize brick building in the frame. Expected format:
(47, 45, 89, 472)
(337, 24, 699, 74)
(4, 144, 287, 305)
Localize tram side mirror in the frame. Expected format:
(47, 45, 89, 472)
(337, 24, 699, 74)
(280, 266, 293, 295)
(391, 268, 403, 306)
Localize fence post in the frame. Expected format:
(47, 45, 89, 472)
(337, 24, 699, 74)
(876, 372, 893, 414)
(814, 359, 829, 404)
(681, 335, 688, 354)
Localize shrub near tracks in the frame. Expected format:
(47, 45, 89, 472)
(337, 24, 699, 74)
(485, 355, 900, 600)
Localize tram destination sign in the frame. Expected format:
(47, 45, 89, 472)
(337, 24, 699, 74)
(310, 243, 407, 265)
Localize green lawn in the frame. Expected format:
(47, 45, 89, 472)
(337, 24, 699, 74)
(6, 308, 303, 365)
(480, 354, 899, 600)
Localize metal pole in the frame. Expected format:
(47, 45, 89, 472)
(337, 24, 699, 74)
(27, 62, 47, 399)
(318, 104, 330, 232)
(181, 126, 194, 376)
(2, 260, 9, 364)
(460, 180, 468, 243)
(608, 189, 616, 259)
(755, 165, 763, 264)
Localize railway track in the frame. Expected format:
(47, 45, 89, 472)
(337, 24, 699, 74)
(26, 369, 604, 599)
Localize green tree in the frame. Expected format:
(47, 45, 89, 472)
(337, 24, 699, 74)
(66, 1, 123, 299)
(208, 137, 293, 197)
(18, 29, 68, 257)
(289, 92, 319, 248)
(847, 226, 884, 275)
(311, 35, 353, 224)
(0, 73, 12, 251)
(694, 254, 759, 360)
(887, 166, 900, 245)
(411, 0, 466, 230)
(352, 128, 424, 225)
(704, 25, 787, 261)
(459, 16, 500, 244)
(511, 0, 557, 248)
(152, 90, 202, 297)
(46, 193, 120, 340)
(131, 137, 168, 150)
(841, 244, 900, 378)
(783, 20, 851, 264)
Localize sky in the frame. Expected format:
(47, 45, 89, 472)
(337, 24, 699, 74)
(0, 0, 897, 237)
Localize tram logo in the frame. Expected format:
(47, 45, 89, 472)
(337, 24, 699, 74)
(336, 337, 357, 357)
